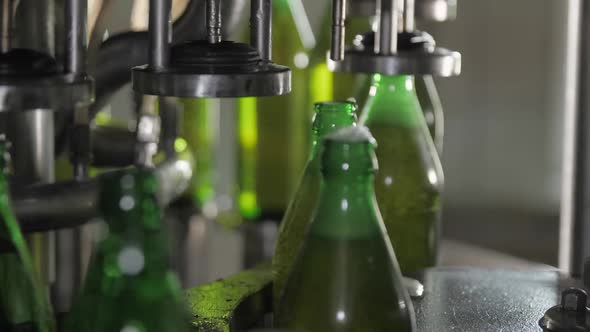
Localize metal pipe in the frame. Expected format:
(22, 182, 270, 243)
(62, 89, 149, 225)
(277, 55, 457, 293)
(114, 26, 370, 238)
(0, 0, 13, 53)
(330, 0, 346, 61)
(403, 0, 415, 32)
(13, 0, 55, 55)
(250, 0, 271, 61)
(375, 0, 398, 55)
(207, 0, 222, 44)
(159, 97, 180, 159)
(65, 0, 87, 74)
(4, 109, 56, 311)
(71, 106, 91, 180)
(559, 0, 584, 277)
(148, 0, 171, 70)
(15, 151, 194, 234)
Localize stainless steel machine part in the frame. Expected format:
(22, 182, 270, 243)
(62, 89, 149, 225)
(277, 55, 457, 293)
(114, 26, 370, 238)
(132, 63, 292, 98)
(327, 46, 461, 76)
(330, 0, 347, 61)
(13, 0, 55, 55)
(207, 0, 222, 44)
(65, 0, 87, 75)
(403, 0, 415, 32)
(250, 0, 271, 61)
(376, 0, 398, 55)
(559, 0, 590, 277)
(149, 0, 171, 71)
(415, 0, 456, 22)
(0, 0, 13, 53)
(4, 109, 56, 309)
(348, 0, 456, 21)
(13, 150, 195, 233)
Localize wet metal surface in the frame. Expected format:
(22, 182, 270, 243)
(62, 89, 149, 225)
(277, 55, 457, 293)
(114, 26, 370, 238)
(415, 268, 579, 332)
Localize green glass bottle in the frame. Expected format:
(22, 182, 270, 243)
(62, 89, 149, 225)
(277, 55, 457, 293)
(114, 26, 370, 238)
(272, 101, 357, 308)
(238, 0, 314, 221)
(276, 126, 416, 332)
(360, 74, 443, 276)
(66, 169, 189, 332)
(0, 139, 54, 332)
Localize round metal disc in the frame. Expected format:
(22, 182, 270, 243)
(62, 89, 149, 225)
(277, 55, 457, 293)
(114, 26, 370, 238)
(132, 62, 291, 98)
(0, 74, 94, 112)
(327, 47, 461, 77)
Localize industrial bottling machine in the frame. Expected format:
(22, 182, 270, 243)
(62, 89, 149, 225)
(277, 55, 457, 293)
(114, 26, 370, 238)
(1, 0, 590, 331)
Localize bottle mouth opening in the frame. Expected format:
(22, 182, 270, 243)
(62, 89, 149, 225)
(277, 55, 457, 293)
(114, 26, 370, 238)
(314, 101, 357, 114)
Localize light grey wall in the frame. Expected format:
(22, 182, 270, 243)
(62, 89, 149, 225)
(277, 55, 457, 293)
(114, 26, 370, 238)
(420, 0, 567, 214)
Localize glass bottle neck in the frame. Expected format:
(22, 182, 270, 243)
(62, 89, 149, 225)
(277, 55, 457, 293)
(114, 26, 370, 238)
(309, 112, 356, 161)
(361, 74, 422, 127)
(310, 174, 381, 239)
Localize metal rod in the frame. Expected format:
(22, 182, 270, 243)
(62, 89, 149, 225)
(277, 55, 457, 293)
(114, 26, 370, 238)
(0, 0, 12, 53)
(330, 0, 346, 61)
(148, 0, 171, 70)
(15, 151, 194, 234)
(65, 0, 87, 74)
(375, 0, 398, 55)
(71, 106, 90, 180)
(403, 0, 415, 32)
(559, 0, 585, 277)
(207, 0, 222, 44)
(4, 110, 56, 311)
(159, 97, 180, 159)
(250, 0, 271, 61)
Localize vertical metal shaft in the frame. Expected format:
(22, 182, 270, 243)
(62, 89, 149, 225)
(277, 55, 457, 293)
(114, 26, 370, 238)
(159, 97, 180, 159)
(149, 0, 171, 70)
(375, 0, 398, 55)
(403, 0, 415, 32)
(0, 0, 12, 53)
(330, 0, 346, 61)
(250, 0, 271, 61)
(207, 0, 222, 44)
(65, 0, 87, 74)
(559, 0, 585, 277)
(4, 110, 56, 308)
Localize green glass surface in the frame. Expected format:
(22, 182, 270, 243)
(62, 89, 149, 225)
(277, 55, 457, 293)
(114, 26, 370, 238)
(237, 0, 313, 221)
(181, 98, 216, 209)
(276, 127, 416, 332)
(309, 5, 372, 108)
(272, 102, 357, 309)
(0, 142, 54, 332)
(360, 74, 443, 276)
(66, 169, 190, 332)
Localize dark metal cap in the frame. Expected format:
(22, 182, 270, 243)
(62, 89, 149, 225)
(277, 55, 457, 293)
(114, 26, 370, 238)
(0, 49, 59, 76)
(539, 288, 590, 331)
